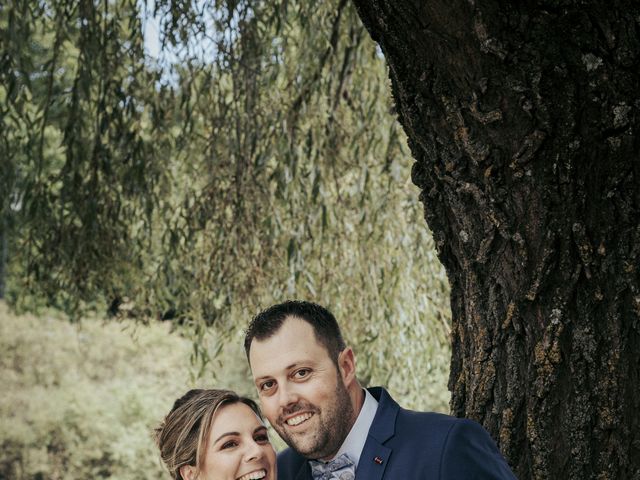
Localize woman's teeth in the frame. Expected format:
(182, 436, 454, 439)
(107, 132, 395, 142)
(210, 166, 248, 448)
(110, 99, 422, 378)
(237, 469, 266, 480)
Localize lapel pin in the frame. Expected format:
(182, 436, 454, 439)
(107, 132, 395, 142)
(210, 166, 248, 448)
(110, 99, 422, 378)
(374, 456, 384, 465)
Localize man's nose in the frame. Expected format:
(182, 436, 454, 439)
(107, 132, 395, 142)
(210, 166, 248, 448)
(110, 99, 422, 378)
(278, 383, 300, 410)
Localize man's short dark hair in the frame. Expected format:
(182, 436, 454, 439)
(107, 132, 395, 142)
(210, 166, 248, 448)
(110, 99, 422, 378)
(244, 300, 346, 364)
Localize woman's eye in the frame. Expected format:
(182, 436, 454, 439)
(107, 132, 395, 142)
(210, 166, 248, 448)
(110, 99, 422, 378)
(255, 434, 270, 444)
(221, 440, 238, 449)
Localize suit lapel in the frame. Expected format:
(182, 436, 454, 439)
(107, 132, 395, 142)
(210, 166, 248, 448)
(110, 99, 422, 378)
(355, 441, 391, 480)
(354, 387, 399, 480)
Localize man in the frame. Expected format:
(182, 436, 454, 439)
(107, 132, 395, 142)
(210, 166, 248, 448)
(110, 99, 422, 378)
(244, 300, 516, 480)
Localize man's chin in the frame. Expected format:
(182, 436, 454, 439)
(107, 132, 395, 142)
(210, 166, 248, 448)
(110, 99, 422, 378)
(290, 440, 340, 461)
(291, 444, 323, 459)
(281, 434, 322, 459)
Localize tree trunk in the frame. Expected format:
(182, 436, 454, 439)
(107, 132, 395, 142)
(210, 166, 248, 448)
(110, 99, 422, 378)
(352, 1, 640, 478)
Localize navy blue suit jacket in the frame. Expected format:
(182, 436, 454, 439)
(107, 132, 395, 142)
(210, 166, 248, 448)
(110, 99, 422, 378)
(277, 387, 516, 480)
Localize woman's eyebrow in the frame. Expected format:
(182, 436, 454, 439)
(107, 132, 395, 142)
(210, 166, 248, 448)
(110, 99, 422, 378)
(214, 431, 239, 443)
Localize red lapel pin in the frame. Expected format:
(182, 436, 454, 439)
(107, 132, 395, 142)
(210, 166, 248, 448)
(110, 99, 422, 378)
(374, 456, 384, 465)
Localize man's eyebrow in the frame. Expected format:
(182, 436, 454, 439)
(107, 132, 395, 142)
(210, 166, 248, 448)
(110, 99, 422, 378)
(214, 431, 239, 444)
(253, 362, 307, 382)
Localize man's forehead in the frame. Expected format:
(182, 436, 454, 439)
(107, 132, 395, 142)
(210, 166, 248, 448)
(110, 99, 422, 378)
(249, 318, 329, 375)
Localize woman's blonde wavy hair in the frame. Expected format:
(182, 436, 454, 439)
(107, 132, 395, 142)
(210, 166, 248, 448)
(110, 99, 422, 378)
(154, 389, 261, 480)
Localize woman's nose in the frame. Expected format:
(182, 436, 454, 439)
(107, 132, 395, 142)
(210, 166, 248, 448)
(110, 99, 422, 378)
(244, 440, 265, 462)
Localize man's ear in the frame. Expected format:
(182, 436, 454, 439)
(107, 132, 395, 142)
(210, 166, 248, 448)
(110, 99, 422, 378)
(179, 464, 196, 480)
(338, 347, 357, 386)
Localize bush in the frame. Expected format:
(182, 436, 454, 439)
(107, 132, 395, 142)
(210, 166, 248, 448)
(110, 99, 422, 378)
(0, 299, 450, 479)
(0, 303, 198, 480)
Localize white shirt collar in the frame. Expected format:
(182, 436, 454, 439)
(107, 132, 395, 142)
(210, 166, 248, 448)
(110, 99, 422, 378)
(330, 388, 379, 468)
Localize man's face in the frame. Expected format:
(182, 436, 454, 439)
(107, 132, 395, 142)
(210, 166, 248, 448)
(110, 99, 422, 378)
(249, 317, 354, 460)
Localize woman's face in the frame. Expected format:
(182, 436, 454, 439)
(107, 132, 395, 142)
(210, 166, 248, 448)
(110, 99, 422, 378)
(185, 402, 276, 480)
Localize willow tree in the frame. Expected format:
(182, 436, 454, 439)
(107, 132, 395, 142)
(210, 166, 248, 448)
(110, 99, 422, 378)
(1, 0, 450, 410)
(352, 1, 640, 479)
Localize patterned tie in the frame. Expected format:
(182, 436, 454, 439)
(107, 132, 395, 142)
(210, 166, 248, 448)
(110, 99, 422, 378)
(309, 453, 356, 480)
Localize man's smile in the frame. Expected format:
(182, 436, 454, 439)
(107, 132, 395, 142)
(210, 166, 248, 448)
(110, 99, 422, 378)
(284, 412, 315, 427)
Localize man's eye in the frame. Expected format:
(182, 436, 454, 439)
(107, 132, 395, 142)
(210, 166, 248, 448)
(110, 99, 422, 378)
(294, 369, 310, 379)
(221, 440, 238, 449)
(260, 380, 275, 391)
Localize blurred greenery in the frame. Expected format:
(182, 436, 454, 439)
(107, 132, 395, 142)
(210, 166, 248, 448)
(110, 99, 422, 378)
(0, 302, 195, 479)
(1, 301, 448, 479)
(1, 0, 451, 477)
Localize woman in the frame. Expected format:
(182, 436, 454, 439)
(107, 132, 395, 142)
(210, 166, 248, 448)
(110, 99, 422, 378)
(155, 389, 277, 480)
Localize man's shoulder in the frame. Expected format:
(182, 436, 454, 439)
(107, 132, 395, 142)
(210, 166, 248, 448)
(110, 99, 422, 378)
(277, 447, 307, 479)
(395, 404, 472, 442)
(397, 405, 459, 422)
(371, 387, 492, 447)
(277, 446, 303, 462)
(372, 391, 516, 478)
(371, 386, 464, 432)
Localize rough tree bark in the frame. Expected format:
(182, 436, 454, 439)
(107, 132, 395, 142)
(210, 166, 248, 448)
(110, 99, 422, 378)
(352, 1, 639, 479)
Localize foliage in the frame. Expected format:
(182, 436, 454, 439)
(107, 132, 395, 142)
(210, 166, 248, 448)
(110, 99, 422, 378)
(0, 302, 193, 479)
(1, 0, 451, 412)
(0, 301, 449, 479)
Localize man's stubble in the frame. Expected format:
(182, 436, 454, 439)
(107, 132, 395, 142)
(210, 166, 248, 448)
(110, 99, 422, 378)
(274, 371, 354, 460)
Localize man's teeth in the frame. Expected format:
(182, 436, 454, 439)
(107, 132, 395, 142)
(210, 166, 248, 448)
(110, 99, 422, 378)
(286, 412, 313, 426)
(237, 469, 266, 480)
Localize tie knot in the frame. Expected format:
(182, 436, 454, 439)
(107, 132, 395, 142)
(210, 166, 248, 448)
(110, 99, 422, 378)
(310, 453, 355, 480)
